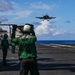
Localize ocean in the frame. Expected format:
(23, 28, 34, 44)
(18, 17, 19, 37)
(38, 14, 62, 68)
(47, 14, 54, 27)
(36, 40, 75, 44)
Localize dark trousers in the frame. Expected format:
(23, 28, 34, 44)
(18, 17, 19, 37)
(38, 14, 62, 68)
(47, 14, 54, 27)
(19, 58, 39, 75)
(2, 48, 8, 65)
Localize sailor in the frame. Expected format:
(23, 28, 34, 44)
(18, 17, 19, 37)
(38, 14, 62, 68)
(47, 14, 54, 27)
(1, 34, 9, 66)
(11, 24, 39, 75)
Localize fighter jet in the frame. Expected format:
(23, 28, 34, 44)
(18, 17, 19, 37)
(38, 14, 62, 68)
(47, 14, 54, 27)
(36, 14, 56, 21)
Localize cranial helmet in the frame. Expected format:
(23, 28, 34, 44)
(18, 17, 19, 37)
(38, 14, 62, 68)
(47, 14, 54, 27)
(23, 23, 34, 32)
(4, 34, 8, 38)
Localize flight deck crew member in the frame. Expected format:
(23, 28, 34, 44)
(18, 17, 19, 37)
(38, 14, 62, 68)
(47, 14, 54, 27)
(11, 24, 39, 75)
(1, 34, 9, 66)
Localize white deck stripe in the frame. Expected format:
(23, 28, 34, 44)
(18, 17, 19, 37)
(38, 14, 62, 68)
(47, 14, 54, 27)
(42, 44, 75, 48)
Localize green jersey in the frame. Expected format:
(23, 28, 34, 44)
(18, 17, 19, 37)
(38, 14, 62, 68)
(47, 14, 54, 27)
(11, 35, 37, 59)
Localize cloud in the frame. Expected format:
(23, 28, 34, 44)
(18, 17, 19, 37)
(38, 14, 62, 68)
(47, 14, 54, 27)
(0, 1, 13, 12)
(32, 22, 42, 25)
(52, 29, 65, 36)
(10, 1, 20, 9)
(0, 10, 33, 23)
(0, 1, 57, 23)
(35, 20, 51, 35)
(65, 21, 71, 23)
(0, 16, 8, 23)
(35, 20, 65, 36)
(30, 2, 57, 10)
(0, 1, 33, 21)
(14, 10, 33, 19)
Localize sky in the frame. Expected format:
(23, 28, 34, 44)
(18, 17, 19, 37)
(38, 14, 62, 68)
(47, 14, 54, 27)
(0, 0, 75, 40)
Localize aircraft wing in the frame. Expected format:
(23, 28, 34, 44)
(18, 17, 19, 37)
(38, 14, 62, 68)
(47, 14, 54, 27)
(36, 17, 43, 19)
(49, 17, 56, 19)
